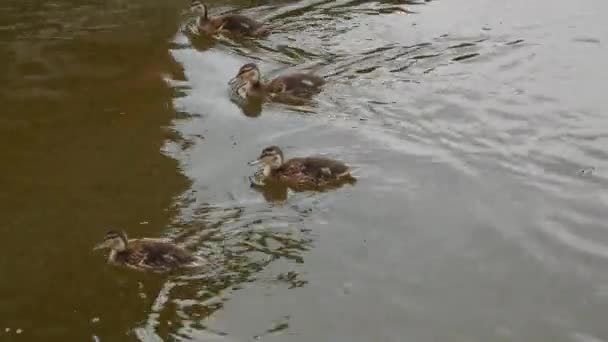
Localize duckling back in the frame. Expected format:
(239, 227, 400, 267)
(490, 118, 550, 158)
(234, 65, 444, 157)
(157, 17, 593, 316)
(276, 157, 352, 186)
(267, 74, 325, 98)
(296, 157, 350, 177)
(115, 239, 201, 272)
(217, 14, 269, 36)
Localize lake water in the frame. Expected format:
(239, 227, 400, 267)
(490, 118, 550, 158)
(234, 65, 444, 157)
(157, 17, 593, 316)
(2, 0, 608, 341)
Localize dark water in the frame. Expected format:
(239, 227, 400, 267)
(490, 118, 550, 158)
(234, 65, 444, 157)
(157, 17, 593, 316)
(2, 0, 608, 341)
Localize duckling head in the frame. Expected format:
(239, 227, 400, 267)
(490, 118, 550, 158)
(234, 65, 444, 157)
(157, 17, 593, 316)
(94, 230, 128, 252)
(190, 0, 208, 19)
(248, 146, 284, 175)
(229, 63, 262, 94)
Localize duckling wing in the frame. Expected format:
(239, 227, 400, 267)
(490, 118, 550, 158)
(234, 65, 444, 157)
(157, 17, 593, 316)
(134, 241, 198, 271)
(217, 14, 265, 34)
(289, 157, 350, 180)
(268, 74, 324, 97)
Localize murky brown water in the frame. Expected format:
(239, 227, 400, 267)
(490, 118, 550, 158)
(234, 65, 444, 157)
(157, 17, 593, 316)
(3, 0, 608, 341)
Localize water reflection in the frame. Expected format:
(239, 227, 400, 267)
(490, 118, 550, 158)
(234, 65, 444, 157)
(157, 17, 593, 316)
(4, 0, 608, 340)
(165, 0, 608, 341)
(250, 177, 357, 202)
(232, 95, 265, 117)
(134, 202, 313, 340)
(1, 0, 190, 341)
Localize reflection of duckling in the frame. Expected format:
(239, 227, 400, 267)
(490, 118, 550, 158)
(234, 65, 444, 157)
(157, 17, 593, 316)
(93, 230, 203, 272)
(229, 63, 325, 103)
(248, 146, 354, 188)
(190, 0, 269, 37)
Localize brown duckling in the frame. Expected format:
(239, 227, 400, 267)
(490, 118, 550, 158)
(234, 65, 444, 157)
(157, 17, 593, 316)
(248, 146, 354, 188)
(190, 0, 269, 37)
(229, 63, 325, 103)
(93, 230, 203, 272)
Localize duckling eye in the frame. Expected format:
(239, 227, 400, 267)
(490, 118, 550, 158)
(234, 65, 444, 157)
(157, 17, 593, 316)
(239, 68, 253, 75)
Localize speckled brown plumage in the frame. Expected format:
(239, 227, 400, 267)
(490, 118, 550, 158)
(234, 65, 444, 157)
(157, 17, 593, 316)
(271, 157, 351, 186)
(112, 239, 199, 272)
(94, 231, 202, 273)
(249, 146, 354, 189)
(192, 1, 269, 37)
(230, 64, 325, 104)
(205, 15, 269, 36)
(266, 74, 325, 98)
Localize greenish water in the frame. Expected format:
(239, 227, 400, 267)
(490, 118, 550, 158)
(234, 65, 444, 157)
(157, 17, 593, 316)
(2, 0, 608, 341)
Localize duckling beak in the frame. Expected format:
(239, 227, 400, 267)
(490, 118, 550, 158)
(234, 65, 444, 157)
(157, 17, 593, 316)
(248, 158, 263, 166)
(228, 77, 241, 88)
(93, 241, 110, 251)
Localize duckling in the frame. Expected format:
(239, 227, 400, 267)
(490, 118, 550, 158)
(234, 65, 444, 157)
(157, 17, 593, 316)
(190, 0, 269, 37)
(229, 63, 325, 103)
(248, 146, 354, 188)
(93, 230, 203, 272)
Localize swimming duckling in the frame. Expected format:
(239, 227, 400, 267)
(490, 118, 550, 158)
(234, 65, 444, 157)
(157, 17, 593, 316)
(93, 230, 203, 272)
(229, 63, 325, 103)
(248, 146, 354, 188)
(190, 0, 269, 37)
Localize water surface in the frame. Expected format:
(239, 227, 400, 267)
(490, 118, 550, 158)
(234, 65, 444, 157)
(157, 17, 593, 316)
(2, 0, 608, 341)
